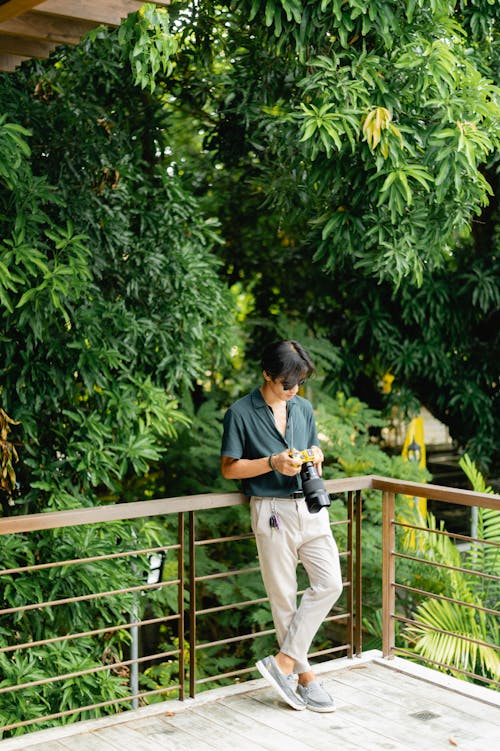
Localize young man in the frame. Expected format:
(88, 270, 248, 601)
(221, 340, 342, 712)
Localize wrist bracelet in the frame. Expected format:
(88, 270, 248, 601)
(268, 454, 277, 471)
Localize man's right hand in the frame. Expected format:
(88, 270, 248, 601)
(271, 449, 302, 476)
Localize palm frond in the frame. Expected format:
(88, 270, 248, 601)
(406, 597, 500, 682)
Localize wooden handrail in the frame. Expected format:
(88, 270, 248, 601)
(1, 475, 498, 535)
(369, 475, 500, 508)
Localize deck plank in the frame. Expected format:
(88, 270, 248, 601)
(91, 725, 174, 751)
(150, 709, 261, 751)
(57, 731, 123, 751)
(10, 744, 68, 751)
(333, 661, 500, 723)
(125, 715, 220, 751)
(191, 700, 312, 751)
(224, 689, 413, 751)
(4, 655, 499, 751)
(368, 660, 500, 722)
(328, 666, 498, 750)
(221, 693, 370, 751)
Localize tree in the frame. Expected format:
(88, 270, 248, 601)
(0, 1, 498, 730)
(0, 12, 233, 512)
(164, 0, 500, 470)
(0, 7, 234, 730)
(195, 1, 499, 277)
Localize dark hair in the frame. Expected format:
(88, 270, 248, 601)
(261, 340, 314, 381)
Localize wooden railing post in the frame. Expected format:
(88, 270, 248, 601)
(382, 491, 395, 658)
(188, 510, 197, 697)
(178, 511, 185, 700)
(346, 491, 354, 657)
(355, 490, 363, 656)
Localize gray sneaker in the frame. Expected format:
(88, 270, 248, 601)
(297, 680, 336, 712)
(256, 656, 306, 711)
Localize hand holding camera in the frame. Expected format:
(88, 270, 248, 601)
(270, 449, 304, 476)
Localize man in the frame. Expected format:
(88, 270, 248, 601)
(221, 339, 342, 712)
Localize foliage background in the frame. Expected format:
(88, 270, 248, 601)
(167, 0, 500, 469)
(0, 0, 499, 733)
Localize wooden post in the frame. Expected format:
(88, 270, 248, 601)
(355, 490, 363, 656)
(346, 491, 354, 657)
(178, 512, 185, 700)
(382, 491, 395, 658)
(188, 510, 197, 697)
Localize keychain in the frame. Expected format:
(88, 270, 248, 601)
(269, 513, 280, 529)
(269, 501, 280, 530)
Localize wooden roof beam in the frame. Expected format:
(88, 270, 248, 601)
(0, 30, 57, 56)
(0, 11, 96, 45)
(0, 1, 46, 23)
(0, 0, 172, 72)
(36, 0, 171, 26)
(0, 52, 29, 70)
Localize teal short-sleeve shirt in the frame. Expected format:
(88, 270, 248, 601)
(221, 387, 319, 497)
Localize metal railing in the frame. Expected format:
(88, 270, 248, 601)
(0, 475, 498, 737)
(377, 477, 500, 686)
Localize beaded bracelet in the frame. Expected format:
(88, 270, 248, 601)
(268, 454, 277, 471)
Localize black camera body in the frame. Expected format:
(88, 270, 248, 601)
(292, 449, 331, 514)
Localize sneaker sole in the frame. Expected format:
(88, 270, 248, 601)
(304, 703, 336, 713)
(256, 659, 306, 711)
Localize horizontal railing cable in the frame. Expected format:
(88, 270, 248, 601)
(0, 613, 180, 654)
(393, 520, 500, 548)
(194, 565, 261, 582)
(195, 628, 277, 651)
(393, 552, 500, 582)
(394, 613, 500, 652)
(395, 582, 500, 618)
(0, 544, 179, 577)
(0, 647, 182, 694)
(0, 578, 180, 615)
(0, 684, 184, 733)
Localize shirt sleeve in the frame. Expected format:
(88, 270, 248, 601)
(221, 407, 246, 459)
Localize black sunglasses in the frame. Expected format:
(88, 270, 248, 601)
(281, 378, 306, 391)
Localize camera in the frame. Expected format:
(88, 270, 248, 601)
(292, 449, 331, 514)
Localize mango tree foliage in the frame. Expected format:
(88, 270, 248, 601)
(0, 8, 237, 729)
(0, 20, 233, 513)
(166, 0, 499, 470)
(188, 0, 499, 283)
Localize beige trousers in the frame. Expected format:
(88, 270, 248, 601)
(250, 496, 343, 674)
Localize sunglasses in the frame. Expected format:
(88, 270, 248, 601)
(281, 378, 306, 391)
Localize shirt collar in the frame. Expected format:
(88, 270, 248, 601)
(251, 387, 297, 411)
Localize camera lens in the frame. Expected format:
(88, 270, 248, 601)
(300, 462, 331, 514)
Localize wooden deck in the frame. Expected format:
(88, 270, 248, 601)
(1, 652, 498, 751)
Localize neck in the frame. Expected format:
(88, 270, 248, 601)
(260, 382, 286, 408)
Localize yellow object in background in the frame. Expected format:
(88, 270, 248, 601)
(401, 416, 427, 521)
(381, 372, 395, 394)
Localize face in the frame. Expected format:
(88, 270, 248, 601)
(263, 372, 306, 400)
(281, 377, 306, 391)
